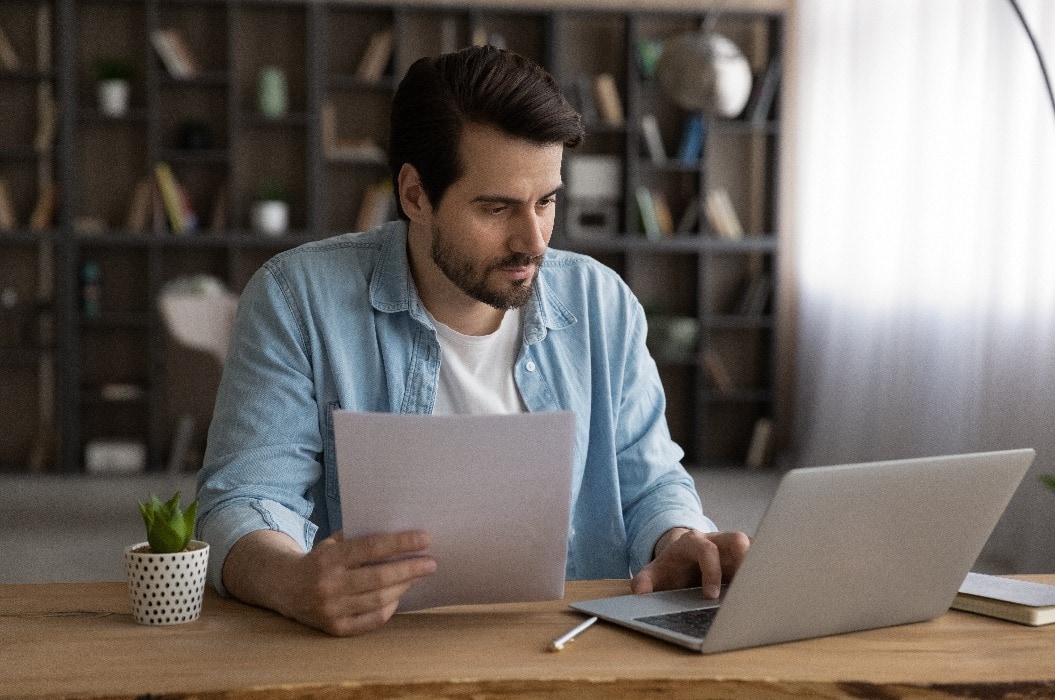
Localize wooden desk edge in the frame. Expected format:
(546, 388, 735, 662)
(6, 578, 1055, 700)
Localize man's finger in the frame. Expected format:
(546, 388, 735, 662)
(341, 530, 432, 568)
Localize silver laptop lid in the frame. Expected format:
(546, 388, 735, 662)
(572, 449, 1035, 653)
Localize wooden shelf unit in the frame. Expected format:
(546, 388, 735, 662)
(0, 0, 787, 473)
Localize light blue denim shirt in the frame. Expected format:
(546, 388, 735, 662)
(196, 221, 715, 595)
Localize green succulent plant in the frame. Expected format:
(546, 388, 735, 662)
(138, 492, 198, 553)
(1043, 475, 1055, 494)
(92, 56, 135, 82)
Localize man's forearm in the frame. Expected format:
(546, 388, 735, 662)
(222, 529, 305, 618)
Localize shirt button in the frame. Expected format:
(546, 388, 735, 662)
(526, 361, 536, 372)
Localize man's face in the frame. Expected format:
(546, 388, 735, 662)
(426, 124, 565, 310)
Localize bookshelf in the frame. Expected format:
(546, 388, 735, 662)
(0, 0, 788, 474)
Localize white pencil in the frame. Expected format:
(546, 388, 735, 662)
(548, 616, 598, 652)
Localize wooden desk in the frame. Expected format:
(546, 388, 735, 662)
(5, 578, 1055, 699)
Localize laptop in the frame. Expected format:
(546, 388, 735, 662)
(571, 449, 1035, 653)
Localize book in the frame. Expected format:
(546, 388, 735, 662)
(0, 179, 18, 230)
(151, 29, 185, 77)
(124, 176, 153, 233)
(154, 162, 187, 234)
(356, 28, 393, 81)
(321, 102, 386, 162)
(29, 181, 57, 231)
(151, 29, 198, 79)
(952, 573, 1055, 626)
(34, 94, 57, 152)
(703, 348, 735, 392)
(169, 31, 199, 77)
(0, 22, 21, 71)
(331, 138, 386, 163)
(321, 102, 339, 155)
(737, 273, 773, 315)
(676, 112, 705, 165)
(636, 38, 663, 81)
(650, 189, 674, 237)
(151, 179, 166, 234)
(745, 56, 782, 125)
(745, 417, 773, 469)
(176, 182, 199, 232)
(634, 186, 660, 240)
(705, 188, 744, 240)
(640, 114, 666, 164)
(593, 73, 624, 126)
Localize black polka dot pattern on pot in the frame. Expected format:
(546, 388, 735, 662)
(124, 542, 209, 625)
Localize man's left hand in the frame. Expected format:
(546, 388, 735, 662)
(630, 528, 751, 599)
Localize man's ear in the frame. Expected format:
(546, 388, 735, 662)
(397, 163, 431, 222)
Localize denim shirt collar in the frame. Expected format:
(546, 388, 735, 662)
(367, 220, 577, 343)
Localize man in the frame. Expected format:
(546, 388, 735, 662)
(196, 45, 749, 637)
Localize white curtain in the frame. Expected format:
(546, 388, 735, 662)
(792, 0, 1055, 572)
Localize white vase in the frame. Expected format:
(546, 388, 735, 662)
(124, 540, 209, 625)
(257, 65, 288, 119)
(98, 79, 130, 117)
(251, 200, 289, 236)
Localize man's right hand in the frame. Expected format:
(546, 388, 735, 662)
(222, 528, 437, 637)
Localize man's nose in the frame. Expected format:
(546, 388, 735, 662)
(510, 212, 549, 256)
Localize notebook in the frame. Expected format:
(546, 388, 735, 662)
(571, 449, 1035, 653)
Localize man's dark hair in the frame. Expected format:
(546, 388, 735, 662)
(388, 44, 584, 220)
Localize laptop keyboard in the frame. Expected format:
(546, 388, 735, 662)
(636, 607, 719, 639)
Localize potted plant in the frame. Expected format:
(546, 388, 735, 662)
(250, 180, 291, 237)
(124, 491, 209, 625)
(92, 56, 135, 117)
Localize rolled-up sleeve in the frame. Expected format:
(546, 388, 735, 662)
(617, 302, 716, 572)
(195, 263, 324, 596)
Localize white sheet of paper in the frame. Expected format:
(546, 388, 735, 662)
(334, 410, 576, 612)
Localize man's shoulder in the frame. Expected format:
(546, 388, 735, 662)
(541, 247, 633, 296)
(261, 223, 404, 281)
(266, 225, 392, 265)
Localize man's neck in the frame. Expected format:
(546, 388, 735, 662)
(429, 298, 506, 337)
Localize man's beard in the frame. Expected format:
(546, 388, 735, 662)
(431, 227, 544, 310)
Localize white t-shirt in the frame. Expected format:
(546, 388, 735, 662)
(429, 308, 527, 415)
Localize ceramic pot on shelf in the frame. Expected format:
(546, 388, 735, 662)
(251, 199, 289, 237)
(97, 78, 130, 117)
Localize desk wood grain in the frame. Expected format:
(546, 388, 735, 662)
(4, 578, 1055, 699)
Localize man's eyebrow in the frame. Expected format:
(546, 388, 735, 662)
(471, 185, 565, 205)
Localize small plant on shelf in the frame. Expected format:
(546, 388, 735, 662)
(124, 491, 209, 625)
(251, 180, 291, 236)
(252, 180, 291, 204)
(92, 56, 135, 117)
(92, 56, 135, 82)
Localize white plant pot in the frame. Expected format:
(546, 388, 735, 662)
(98, 79, 130, 117)
(251, 200, 289, 237)
(124, 540, 209, 625)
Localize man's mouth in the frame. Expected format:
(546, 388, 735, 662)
(496, 256, 542, 282)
